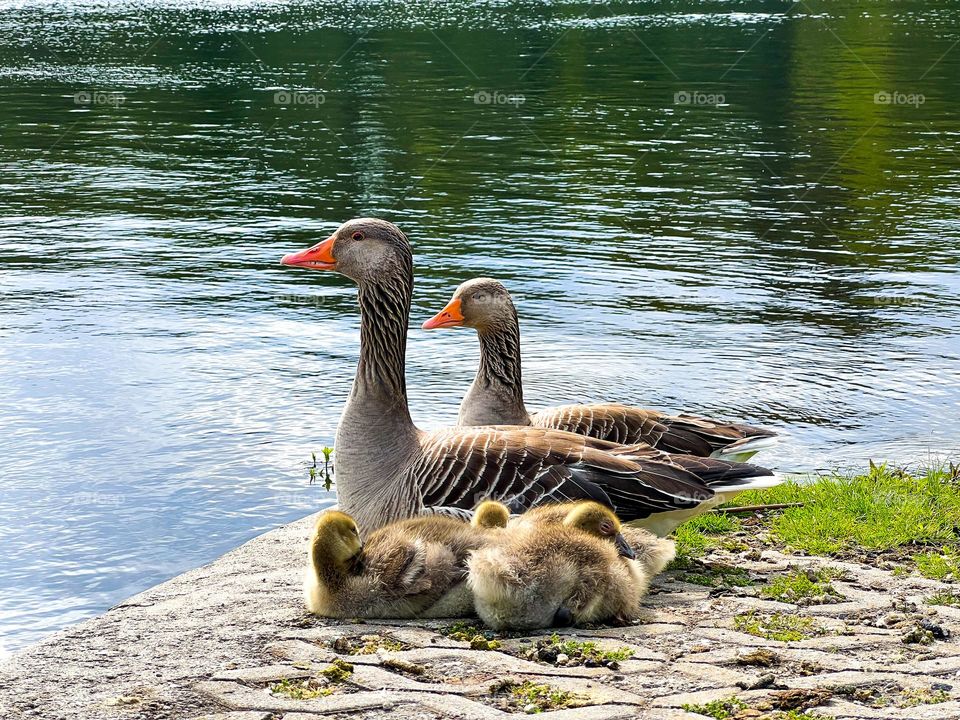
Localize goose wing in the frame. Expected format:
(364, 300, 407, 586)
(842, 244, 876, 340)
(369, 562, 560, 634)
(412, 426, 715, 522)
(529, 403, 776, 458)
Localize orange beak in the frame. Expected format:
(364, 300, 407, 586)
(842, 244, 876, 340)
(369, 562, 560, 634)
(280, 234, 336, 270)
(422, 297, 465, 329)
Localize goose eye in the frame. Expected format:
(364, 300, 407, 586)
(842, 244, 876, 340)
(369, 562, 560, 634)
(351, 231, 364, 241)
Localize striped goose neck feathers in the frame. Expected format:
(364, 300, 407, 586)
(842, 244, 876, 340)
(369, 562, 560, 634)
(354, 261, 414, 409)
(474, 307, 525, 409)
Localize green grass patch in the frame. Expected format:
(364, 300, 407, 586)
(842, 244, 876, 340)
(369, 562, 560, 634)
(548, 633, 632, 663)
(733, 611, 822, 642)
(671, 513, 743, 565)
(926, 591, 960, 606)
(761, 568, 844, 604)
(681, 566, 754, 588)
(772, 712, 831, 720)
(681, 695, 747, 719)
(731, 462, 960, 557)
(914, 548, 960, 582)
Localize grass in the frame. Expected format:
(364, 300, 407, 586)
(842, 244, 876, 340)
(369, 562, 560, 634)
(547, 634, 632, 663)
(926, 590, 960, 606)
(681, 696, 747, 719)
(761, 568, 844, 604)
(733, 611, 822, 642)
(682, 566, 754, 588)
(913, 548, 960, 581)
(493, 680, 585, 713)
(671, 513, 743, 564)
(731, 462, 960, 556)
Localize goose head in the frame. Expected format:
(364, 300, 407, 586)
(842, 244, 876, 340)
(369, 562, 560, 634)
(562, 502, 636, 560)
(422, 277, 515, 331)
(472, 499, 510, 529)
(281, 218, 411, 285)
(312, 510, 364, 566)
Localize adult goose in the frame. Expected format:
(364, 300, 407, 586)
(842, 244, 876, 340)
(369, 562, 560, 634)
(422, 277, 778, 462)
(280, 219, 776, 536)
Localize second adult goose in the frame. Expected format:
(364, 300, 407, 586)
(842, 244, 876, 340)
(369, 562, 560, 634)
(422, 277, 779, 462)
(281, 219, 776, 536)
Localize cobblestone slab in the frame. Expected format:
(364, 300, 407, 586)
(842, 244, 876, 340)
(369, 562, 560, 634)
(3, 512, 960, 719)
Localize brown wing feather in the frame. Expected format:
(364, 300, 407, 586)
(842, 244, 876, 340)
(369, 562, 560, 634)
(529, 403, 774, 457)
(413, 426, 716, 522)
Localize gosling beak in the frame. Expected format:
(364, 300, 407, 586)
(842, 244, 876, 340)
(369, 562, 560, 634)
(614, 533, 636, 560)
(422, 297, 465, 329)
(281, 233, 336, 270)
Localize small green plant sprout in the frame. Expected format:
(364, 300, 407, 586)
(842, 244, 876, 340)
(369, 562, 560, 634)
(269, 677, 333, 699)
(307, 447, 336, 491)
(733, 611, 821, 642)
(681, 695, 747, 719)
(761, 568, 844, 604)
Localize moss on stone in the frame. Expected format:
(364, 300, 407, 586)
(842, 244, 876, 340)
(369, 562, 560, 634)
(269, 677, 333, 700)
(761, 568, 844, 604)
(681, 695, 747, 719)
(319, 658, 354, 682)
(733, 611, 822, 642)
(497, 680, 586, 713)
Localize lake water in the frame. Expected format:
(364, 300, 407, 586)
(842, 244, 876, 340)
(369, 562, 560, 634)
(1, 0, 959, 654)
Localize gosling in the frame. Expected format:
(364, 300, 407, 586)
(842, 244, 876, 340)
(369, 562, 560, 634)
(509, 501, 676, 576)
(305, 510, 494, 619)
(467, 502, 650, 630)
(471, 499, 511, 529)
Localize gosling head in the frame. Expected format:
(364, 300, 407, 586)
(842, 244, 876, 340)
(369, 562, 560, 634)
(472, 500, 510, 529)
(422, 277, 516, 332)
(562, 502, 636, 560)
(281, 218, 411, 286)
(312, 510, 364, 565)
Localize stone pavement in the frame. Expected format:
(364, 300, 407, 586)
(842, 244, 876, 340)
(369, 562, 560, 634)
(3, 512, 960, 720)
